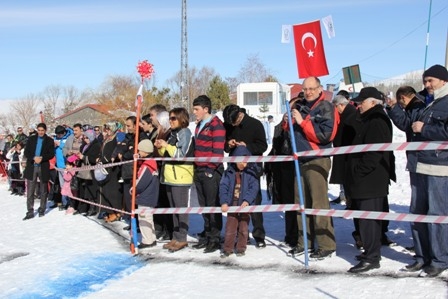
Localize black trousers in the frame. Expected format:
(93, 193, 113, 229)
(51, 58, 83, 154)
(250, 188, 265, 242)
(355, 196, 385, 263)
(275, 161, 298, 245)
(154, 183, 174, 237)
(194, 169, 223, 244)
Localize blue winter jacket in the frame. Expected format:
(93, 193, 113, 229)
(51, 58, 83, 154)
(415, 84, 448, 176)
(219, 146, 260, 206)
(387, 96, 426, 172)
(135, 159, 159, 208)
(55, 128, 73, 168)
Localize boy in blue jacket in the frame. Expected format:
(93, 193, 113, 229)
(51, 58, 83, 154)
(134, 139, 159, 249)
(220, 146, 260, 257)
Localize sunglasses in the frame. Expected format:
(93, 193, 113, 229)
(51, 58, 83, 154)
(169, 116, 177, 121)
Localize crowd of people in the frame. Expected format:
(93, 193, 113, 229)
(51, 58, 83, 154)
(1, 64, 447, 276)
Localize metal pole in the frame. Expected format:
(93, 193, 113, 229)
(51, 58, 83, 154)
(423, 0, 433, 70)
(279, 83, 310, 269)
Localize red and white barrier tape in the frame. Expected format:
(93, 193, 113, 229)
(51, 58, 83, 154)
(134, 204, 448, 224)
(67, 196, 448, 224)
(70, 195, 132, 216)
(44, 141, 448, 174)
(144, 141, 448, 163)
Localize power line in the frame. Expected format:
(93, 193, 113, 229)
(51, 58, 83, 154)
(324, 4, 447, 86)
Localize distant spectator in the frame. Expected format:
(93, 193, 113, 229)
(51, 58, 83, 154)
(28, 124, 37, 137)
(14, 126, 27, 146)
(22, 123, 55, 220)
(97, 122, 123, 223)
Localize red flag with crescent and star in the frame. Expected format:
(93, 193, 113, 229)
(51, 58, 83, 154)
(293, 20, 329, 78)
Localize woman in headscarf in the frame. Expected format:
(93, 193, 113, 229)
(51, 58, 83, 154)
(152, 111, 174, 240)
(76, 129, 101, 216)
(96, 122, 124, 222)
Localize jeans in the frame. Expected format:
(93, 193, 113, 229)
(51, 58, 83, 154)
(409, 172, 430, 265)
(418, 173, 448, 269)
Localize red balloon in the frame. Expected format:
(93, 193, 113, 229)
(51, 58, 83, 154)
(136, 60, 154, 80)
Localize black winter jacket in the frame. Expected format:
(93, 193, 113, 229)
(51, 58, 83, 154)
(345, 105, 396, 199)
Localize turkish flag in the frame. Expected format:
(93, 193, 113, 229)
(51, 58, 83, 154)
(293, 20, 329, 78)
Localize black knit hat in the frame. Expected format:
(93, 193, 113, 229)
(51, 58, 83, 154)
(423, 64, 448, 81)
(55, 125, 66, 135)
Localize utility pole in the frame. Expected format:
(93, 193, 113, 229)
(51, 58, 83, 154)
(180, 0, 189, 112)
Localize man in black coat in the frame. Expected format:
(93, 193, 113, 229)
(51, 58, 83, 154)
(346, 87, 396, 273)
(223, 105, 268, 248)
(22, 123, 55, 220)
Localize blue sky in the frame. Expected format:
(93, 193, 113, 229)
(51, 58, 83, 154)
(0, 0, 447, 100)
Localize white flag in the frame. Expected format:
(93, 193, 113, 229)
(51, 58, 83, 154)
(135, 84, 143, 108)
(322, 15, 335, 38)
(281, 25, 292, 43)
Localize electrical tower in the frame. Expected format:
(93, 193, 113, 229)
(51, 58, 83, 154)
(180, 0, 189, 111)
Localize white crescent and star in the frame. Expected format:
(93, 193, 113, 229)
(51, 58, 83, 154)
(301, 32, 317, 57)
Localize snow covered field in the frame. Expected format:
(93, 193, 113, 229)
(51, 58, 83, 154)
(0, 129, 447, 298)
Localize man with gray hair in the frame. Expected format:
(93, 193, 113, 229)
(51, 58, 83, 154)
(329, 94, 361, 245)
(289, 76, 339, 259)
(329, 92, 355, 204)
(345, 87, 396, 273)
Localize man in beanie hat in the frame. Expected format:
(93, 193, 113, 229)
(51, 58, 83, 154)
(419, 64, 448, 106)
(409, 64, 448, 277)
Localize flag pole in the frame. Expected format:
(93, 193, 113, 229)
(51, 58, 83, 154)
(131, 60, 154, 254)
(279, 83, 310, 269)
(130, 84, 143, 254)
(423, 0, 433, 71)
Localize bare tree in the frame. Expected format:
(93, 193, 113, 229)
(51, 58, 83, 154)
(62, 85, 83, 114)
(10, 93, 40, 131)
(42, 85, 62, 126)
(167, 66, 218, 110)
(237, 53, 273, 83)
(224, 76, 239, 93)
(0, 114, 11, 134)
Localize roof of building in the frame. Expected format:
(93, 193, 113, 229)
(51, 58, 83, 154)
(54, 104, 111, 121)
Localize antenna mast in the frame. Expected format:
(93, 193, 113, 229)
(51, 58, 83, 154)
(180, 0, 189, 111)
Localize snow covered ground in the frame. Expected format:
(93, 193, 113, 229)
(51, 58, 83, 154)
(1, 129, 447, 298)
